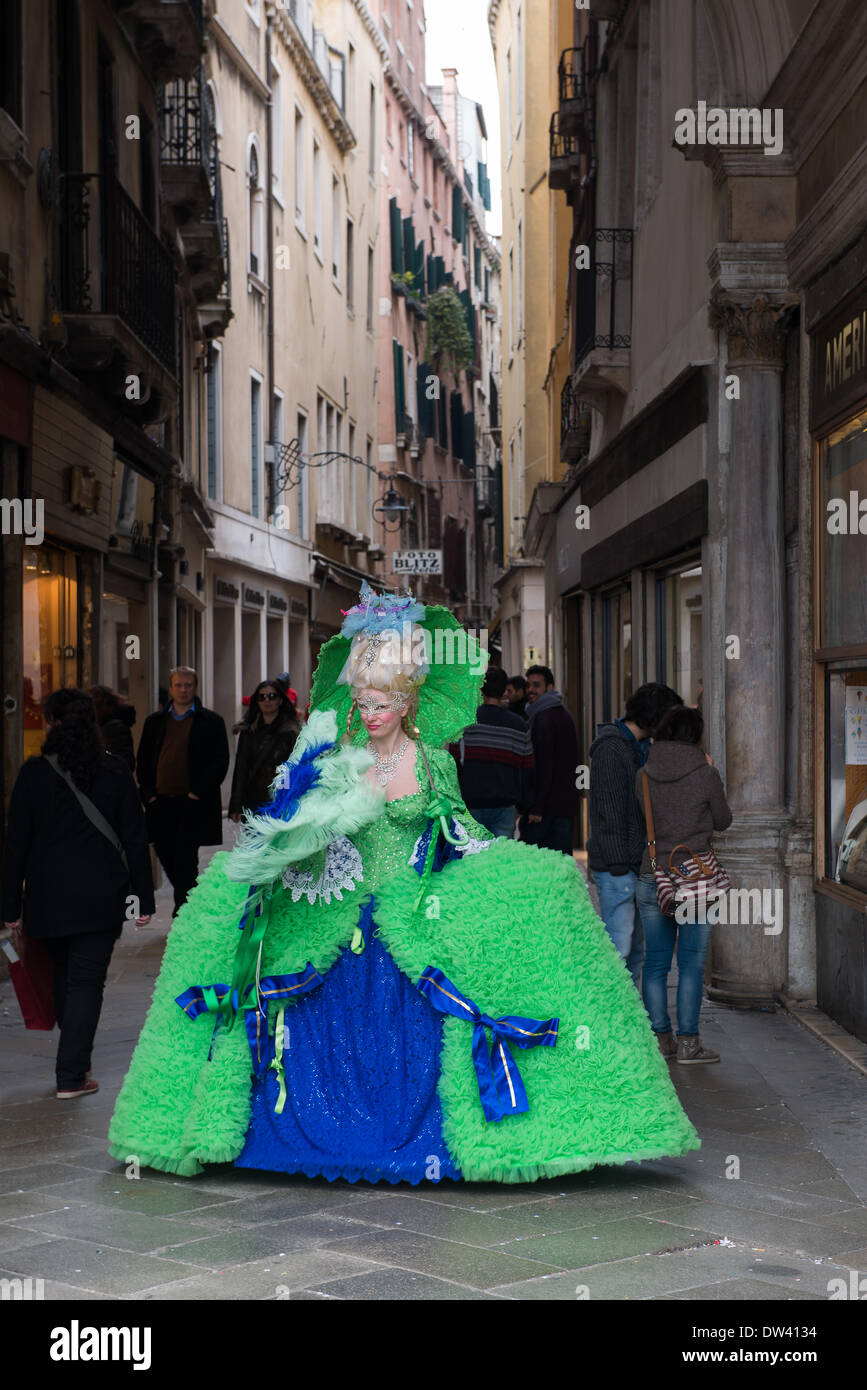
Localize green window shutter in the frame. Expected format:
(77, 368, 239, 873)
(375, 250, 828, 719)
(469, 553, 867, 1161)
(402, 217, 414, 282)
(473, 245, 482, 287)
(389, 198, 403, 273)
(392, 339, 405, 429)
(452, 184, 464, 244)
(415, 239, 425, 294)
(462, 409, 475, 469)
(417, 361, 434, 438)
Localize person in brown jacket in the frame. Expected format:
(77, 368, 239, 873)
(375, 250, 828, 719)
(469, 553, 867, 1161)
(634, 705, 732, 1065)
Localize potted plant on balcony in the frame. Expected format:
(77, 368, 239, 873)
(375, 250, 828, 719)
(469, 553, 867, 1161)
(390, 269, 415, 298)
(425, 286, 473, 376)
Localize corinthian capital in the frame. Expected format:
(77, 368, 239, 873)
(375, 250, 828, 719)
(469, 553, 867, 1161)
(708, 290, 799, 368)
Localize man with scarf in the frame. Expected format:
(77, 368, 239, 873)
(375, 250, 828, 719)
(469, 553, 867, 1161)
(587, 683, 682, 985)
(519, 665, 579, 856)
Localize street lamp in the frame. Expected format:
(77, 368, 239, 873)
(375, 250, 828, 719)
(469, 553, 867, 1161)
(373, 480, 414, 532)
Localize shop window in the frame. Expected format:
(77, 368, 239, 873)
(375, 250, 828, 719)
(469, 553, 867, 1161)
(819, 410, 867, 650)
(22, 545, 81, 760)
(110, 462, 156, 564)
(601, 585, 632, 722)
(817, 412, 867, 893)
(655, 562, 703, 706)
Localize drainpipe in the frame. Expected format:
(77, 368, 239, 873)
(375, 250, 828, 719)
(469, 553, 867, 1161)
(265, 15, 275, 517)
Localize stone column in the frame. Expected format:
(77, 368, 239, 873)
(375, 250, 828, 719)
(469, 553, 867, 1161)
(706, 288, 798, 1006)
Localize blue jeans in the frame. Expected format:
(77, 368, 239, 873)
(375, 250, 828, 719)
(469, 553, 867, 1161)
(593, 869, 644, 984)
(472, 806, 516, 838)
(636, 875, 713, 1035)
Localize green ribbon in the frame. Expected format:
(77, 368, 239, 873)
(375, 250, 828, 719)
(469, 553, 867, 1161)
(215, 891, 272, 1033)
(350, 924, 366, 954)
(269, 1004, 288, 1114)
(412, 796, 470, 918)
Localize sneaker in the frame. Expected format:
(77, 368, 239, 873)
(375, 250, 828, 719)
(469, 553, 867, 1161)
(676, 1034, 720, 1065)
(655, 1029, 676, 1060)
(56, 1079, 99, 1099)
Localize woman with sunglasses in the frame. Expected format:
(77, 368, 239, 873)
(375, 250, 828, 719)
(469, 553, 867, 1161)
(228, 679, 301, 823)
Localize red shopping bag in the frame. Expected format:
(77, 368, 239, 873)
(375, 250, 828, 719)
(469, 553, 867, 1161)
(1, 930, 56, 1030)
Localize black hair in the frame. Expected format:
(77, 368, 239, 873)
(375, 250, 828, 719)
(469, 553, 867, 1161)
(526, 664, 555, 687)
(482, 666, 508, 699)
(624, 682, 683, 734)
(42, 688, 105, 792)
(506, 675, 527, 695)
(653, 705, 704, 745)
(235, 678, 298, 735)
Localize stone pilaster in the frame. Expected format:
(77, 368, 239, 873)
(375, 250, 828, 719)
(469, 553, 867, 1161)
(705, 285, 799, 1006)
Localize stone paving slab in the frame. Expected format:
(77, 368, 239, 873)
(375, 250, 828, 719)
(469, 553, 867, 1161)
(2, 858, 867, 1300)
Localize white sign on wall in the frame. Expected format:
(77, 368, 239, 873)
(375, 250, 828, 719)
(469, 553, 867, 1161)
(392, 549, 442, 575)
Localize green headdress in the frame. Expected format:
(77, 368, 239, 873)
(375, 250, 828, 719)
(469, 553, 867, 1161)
(310, 582, 488, 747)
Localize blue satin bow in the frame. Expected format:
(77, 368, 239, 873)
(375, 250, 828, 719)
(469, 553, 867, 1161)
(417, 967, 558, 1123)
(176, 964, 324, 1070)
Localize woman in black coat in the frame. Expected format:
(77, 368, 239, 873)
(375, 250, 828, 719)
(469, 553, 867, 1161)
(228, 678, 301, 821)
(1, 689, 155, 1099)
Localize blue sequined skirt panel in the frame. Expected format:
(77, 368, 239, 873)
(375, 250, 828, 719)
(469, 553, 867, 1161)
(235, 925, 462, 1184)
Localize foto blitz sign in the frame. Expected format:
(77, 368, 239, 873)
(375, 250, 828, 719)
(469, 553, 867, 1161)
(393, 550, 442, 575)
(812, 285, 867, 431)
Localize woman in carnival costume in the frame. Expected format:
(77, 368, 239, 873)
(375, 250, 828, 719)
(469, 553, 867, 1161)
(109, 585, 698, 1183)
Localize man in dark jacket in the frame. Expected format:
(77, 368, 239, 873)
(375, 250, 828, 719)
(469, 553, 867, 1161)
(137, 667, 229, 915)
(588, 682, 682, 983)
(519, 665, 578, 854)
(451, 666, 535, 838)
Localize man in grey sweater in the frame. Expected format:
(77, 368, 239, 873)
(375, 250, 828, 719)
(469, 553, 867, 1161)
(588, 683, 682, 983)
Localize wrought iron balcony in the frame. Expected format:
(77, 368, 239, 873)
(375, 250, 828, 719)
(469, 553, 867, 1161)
(575, 228, 633, 367)
(160, 65, 212, 225)
(60, 172, 177, 380)
(557, 48, 588, 137)
(560, 380, 592, 464)
(115, 0, 205, 79)
(549, 112, 581, 191)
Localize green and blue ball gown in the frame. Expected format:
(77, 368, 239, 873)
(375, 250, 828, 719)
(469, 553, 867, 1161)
(108, 594, 699, 1183)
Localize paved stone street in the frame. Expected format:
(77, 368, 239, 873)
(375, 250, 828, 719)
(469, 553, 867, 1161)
(2, 850, 867, 1302)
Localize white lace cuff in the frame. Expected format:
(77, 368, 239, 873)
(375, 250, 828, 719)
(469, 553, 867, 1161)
(281, 836, 364, 905)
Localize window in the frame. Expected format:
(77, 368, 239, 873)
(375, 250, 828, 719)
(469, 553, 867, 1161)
(296, 409, 308, 537)
(508, 245, 514, 352)
(366, 437, 374, 536)
(206, 344, 222, 501)
(368, 81, 376, 179)
(393, 339, 406, 431)
(271, 63, 283, 201)
(250, 375, 263, 517)
(313, 138, 322, 257)
(366, 244, 374, 332)
(515, 6, 523, 127)
(601, 586, 632, 724)
(247, 141, 264, 276)
(817, 409, 867, 889)
(516, 218, 523, 336)
(654, 563, 702, 704)
(408, 121, 415, 180)
(347, 41, 356, 125)
(505, 47, 512, 156)
(0, 0, 23, 126)
(332, 175, 341, 280)
(294, 106, 305, 226)
(508, 435, 516, 553)
(346, 218, 355, 311)
(272, 390, 284, 522)
(348, 420, 357, 531)
(406, 350, 416, 426)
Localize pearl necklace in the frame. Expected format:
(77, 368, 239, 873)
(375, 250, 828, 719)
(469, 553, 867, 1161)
(368, 736, 409, 786)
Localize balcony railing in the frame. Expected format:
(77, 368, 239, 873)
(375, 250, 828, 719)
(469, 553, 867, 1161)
(549, 111, 581, 191)
(559, 47, 585, 105)
(60, 172, 176, 374)
(560, 380, 592, 463)
(575, 228, 633, 367)
(160, 64, 211, 169)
